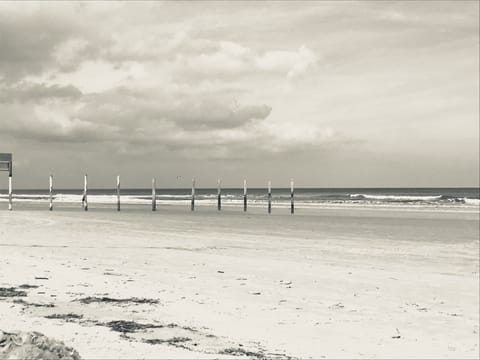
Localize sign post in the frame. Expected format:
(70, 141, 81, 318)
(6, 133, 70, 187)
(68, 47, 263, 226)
(0, 153, 13, 210)
(191, 178, 195, 211)
(49, 175, 53, 211)
(267, 180, 272, 214)
(116, 175, 121, 211)
(152, 177, 156, 211)
(290, 179, 294, 214)
(217, 178, 221, 211)
(83, 174, 88, 211)
(243, 179, 247, 212)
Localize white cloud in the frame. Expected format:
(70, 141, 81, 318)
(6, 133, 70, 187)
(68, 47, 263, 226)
(179, 41, 253, 75)
(256, 45, 318, 79)
(286, 46, 318, 79)
(44, 61, 138, 93)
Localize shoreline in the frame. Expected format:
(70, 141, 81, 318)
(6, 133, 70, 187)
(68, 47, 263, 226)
(1, 200, 479, 215)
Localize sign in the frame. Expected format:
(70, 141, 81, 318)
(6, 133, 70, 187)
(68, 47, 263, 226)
(0, 153, 12, 176)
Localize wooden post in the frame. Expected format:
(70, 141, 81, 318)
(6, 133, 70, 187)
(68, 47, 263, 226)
(8, 175, 12, 211)
(243, 179, 247, 212)
(83, 174, 88, 211)
(290, 179, 294, 214)
(152, 177, 156, 211)
(217, 178, 221, 211)
(191, 178, 195, 211)
(117, 175, 120, 211)
(267, 180, 272, 214)
(49, 175, 53, 211)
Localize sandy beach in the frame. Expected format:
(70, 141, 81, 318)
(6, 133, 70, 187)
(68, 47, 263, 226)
(0, 205, 478, 359)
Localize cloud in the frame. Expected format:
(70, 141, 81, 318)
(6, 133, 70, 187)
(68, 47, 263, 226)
(0, 9, 80, 82)
(0, 80, 334, 161)
(175, 39, 319, 80)
(53, 37, 98, 72)
(0, 85, 275, 153)
(177, 40, 253, 76)
(0, 82, 82, 103)
(0, 3, 321, 87)
(0, 102, 101, 143)
(256, 45, 318, 79)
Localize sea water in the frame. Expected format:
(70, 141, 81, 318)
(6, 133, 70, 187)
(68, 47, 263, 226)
(0, 188, 479, 210)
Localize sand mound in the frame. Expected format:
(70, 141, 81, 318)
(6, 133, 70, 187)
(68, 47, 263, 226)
(0, 330, 81, 360)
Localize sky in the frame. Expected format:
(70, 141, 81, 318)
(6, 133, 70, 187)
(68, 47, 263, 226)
(0, 1, 478, 189)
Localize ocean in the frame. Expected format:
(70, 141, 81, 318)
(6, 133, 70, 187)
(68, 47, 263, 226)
(0, 187, 479, 210)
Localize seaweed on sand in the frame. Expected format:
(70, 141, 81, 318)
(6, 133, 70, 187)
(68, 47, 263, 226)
(13, 299, 55, 308)
(220, 347, 266, 359)
(143, 337, 191, 345)
(105, 320, 164, 333)
(17, 284, 40, 289)
(0, 287, 27, 297)
(78, 297, 159, 305)
(45, 313, 83, 320)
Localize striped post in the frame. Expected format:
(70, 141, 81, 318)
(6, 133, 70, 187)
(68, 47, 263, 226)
(243, 179, 247, 212)
(8, 175, 12, 211)
(290, 179, 294, 214)
(191, 178, 195, 211)
(49, 175, 53, 211)
(217, 178, 221, 211)
(116, 175, 120, 211)
(83, 174, 88, 211)
(152, 177, 156, 211)
(267, 180, 272, 214)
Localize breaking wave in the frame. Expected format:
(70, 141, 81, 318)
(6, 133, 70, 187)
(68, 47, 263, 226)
(0, 189, 478, 209)
(350, 194, 443, 201)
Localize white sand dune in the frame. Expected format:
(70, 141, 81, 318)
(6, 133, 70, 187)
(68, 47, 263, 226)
(0, 205, 478, 359)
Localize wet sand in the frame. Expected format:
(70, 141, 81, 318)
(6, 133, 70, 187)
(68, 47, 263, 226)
(0, 205, 478, 359)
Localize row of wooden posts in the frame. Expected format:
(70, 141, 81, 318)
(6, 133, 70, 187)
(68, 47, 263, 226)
(28, 175, 295, 214)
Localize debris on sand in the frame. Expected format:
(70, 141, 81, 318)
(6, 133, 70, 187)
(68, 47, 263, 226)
(45, 313, 83, 321)
(13, 299, 55, 308)
(329, 302, 344, 310)
(0, 287, 27, 298)
(0, 330, 81, 360)
(103, 272, 123, 276)
(143, 337, 191, 345)
(105, 320, 164, 333)
(220, 347, 265, 358)
(77, 297, 159, 305)
(17, 284, 40, 289)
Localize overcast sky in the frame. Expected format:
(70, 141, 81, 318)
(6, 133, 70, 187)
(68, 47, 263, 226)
(0, 1, 478, 189)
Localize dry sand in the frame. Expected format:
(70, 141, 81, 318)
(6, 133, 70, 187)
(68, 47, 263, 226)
(0, 205, 479, 359)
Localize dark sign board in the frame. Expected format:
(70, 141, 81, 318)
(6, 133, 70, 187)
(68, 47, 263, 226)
(0, 153, 12, 176)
